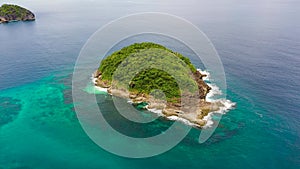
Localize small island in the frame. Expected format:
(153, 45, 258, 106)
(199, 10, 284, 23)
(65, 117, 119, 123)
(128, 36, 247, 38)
(0, 4, 35, 23)
(94, 42, 225, 127)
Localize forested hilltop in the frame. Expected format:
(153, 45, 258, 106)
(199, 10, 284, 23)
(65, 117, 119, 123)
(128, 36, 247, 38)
(93, 42, 218, 127)
(95, 42, 209, 102)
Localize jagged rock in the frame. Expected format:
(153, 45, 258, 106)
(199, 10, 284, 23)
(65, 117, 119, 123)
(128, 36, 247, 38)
(95, 78, 110, 88)
(0, 16, 8, 23)
(129, 94, 137, 99)
(93, 70, 102, 78)
(162, 109, 180, 117)
(132, 97, 145, 103)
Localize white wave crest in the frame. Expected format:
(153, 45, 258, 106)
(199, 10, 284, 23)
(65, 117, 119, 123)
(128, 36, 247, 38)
(90, 71, 236, 128)
(206, 83, 222, 102)
(202, 99, 236, 128)
(197, 69, 211, 81)
(146, 107, 163, 115)
(167, 116, 200, 127)
(92, 77, 108, 93)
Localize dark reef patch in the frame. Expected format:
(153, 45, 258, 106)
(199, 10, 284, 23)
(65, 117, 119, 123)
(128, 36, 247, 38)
(0, 97, 22, 127)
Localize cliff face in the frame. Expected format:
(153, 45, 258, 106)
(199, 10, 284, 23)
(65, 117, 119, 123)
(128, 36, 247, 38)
(0, 4, 35, 23)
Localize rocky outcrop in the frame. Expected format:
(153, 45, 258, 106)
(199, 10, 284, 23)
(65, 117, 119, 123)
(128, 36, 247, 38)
(0, 16, 8, 23)
(93, 70, 221, 127)
(92, 42, 228, 128)
(0, 4, 35, 23)
(193, 70, 211, 100)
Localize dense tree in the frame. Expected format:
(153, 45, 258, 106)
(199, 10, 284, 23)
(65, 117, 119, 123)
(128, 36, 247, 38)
(98, 42, 198, 102)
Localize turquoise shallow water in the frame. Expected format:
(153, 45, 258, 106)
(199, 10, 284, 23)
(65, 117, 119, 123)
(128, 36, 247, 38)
(0, 68, 298, 169)
(0, 0, 300, 168)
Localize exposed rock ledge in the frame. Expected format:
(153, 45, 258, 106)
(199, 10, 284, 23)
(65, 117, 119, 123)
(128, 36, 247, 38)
(93, 69, 224, 128)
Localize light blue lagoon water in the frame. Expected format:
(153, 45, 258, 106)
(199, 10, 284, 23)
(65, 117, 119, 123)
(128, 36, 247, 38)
(0, 0, 299, 168)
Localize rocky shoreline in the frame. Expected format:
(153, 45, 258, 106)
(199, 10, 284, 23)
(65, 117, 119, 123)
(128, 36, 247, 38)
(93, 69, 225, 127)
(0, 4, 35, 24)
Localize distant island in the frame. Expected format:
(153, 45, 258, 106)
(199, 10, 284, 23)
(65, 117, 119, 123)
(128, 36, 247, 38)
(93, 42, 226, 127)
(0, 4, 35, 23)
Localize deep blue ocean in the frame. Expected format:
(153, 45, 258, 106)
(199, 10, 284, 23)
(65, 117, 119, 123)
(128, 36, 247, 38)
(0, 0, 299, 168)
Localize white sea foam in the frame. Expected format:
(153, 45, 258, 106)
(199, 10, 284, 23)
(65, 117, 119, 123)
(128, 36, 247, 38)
(198, 70, 236, 128)
(146, 107, 163, 115)
(92, 77, 108, 93)
(202, 113, 214, 128)
(206, 83, 222, 102)
(202, 99, 236, 128)
(159, 69, 235, 128)
(90, 71, 236, 128)
(167, 116, 199, 127)
(94, 85, 108, 92)
(92, 77, 97, 84)
(197, 69, 210, 81)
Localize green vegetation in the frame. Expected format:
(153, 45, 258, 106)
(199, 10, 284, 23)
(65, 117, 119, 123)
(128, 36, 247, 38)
(0, 4, 27, 18)
(0, 4, 34, 21)
(129, 68, 181, 99)
(98, 42, 198, 101)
